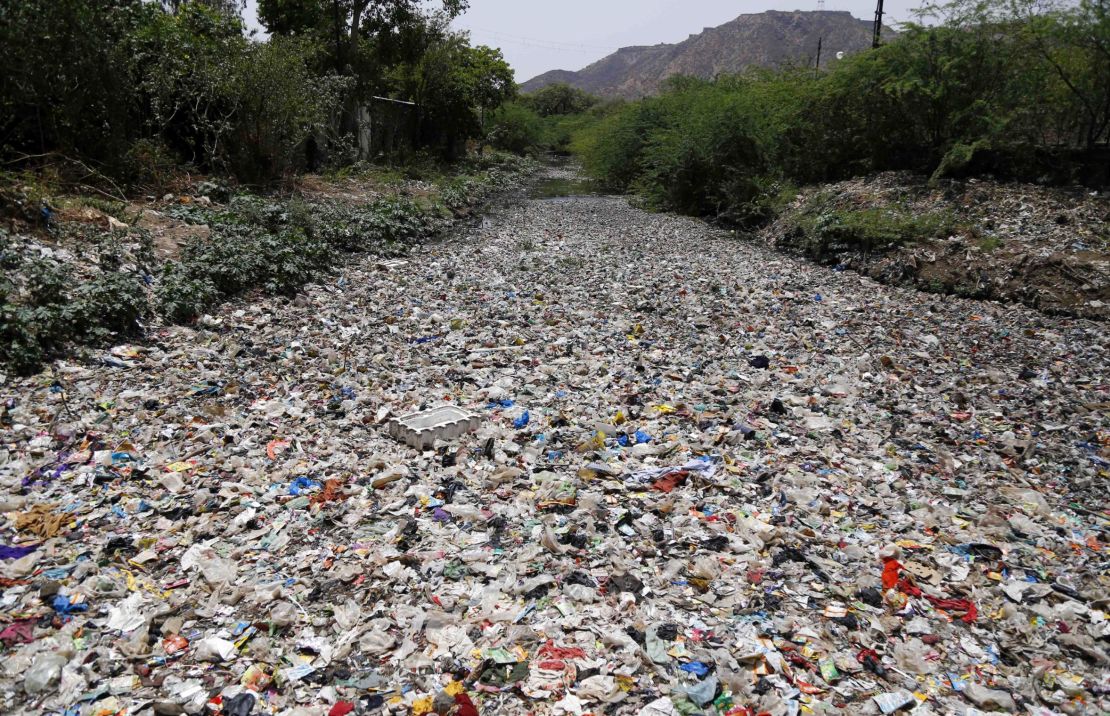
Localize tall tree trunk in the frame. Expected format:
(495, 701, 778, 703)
(339, 1, 371, 143)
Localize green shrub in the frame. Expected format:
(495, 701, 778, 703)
(123, 138, 180, 191)
(72, 271, 149, 342)
(930, 141, 986, 184)
(0, 303, 46, 378)
(489, 103, 544, 154)
(640, 113, 765, 217)
(312, 197, 435, 253)
(2, 155, 534, 375)
(571, 1, 1110, 219)
(0, 244, 148, 376)
(364, 198, 437, 245)
(258, 228, 335, 295)
(25, 259, 74, 308)
(523, 83, 598, 117)
(439, 178, 479, 212)
(978, 236, 1003, 252)
(176, 226, 267, 296)
(786, 202, 956, 257)
(222, 38, 350, 182)
(576, 102, 662, 191)
(156, 266, 221, 323)
(539, 112, 605, 155)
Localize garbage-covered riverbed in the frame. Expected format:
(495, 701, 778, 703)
(1, 174, 1108, 715)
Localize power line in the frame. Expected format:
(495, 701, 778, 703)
(459, 26, 621, 53)
(466, 33, 608, 54)
(466, 26, 619, 50)
(371, 95, 416, 107)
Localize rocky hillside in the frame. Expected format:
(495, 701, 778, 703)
(522, 10, 889, 98)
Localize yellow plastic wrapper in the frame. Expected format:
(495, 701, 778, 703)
(411, 695, 434, 715)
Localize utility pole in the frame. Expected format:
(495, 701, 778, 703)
(872, 0, 885, 48)
(815, 36, 823, 76)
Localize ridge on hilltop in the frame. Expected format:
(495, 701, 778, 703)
(521, 10, 894, 98)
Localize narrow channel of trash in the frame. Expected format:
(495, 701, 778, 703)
(1, 188, 1107, 715)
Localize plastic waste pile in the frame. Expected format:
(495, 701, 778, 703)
(1, 192, 1107, 715)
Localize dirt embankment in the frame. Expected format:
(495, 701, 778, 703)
(759, 173, 1110, 320)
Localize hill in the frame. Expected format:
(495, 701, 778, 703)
(521, 10, 892, 98)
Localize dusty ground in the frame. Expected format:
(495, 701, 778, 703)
(1, 169, 450, 264)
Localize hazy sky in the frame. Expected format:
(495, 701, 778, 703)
(244, 0, 928, 83)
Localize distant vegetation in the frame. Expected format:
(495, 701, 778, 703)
(557, 0, 1109, 225)
(489, 83, 608, 155)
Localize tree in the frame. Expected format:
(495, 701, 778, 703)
(1018, 0, 1110, 149)
(386, 22, 515, 157)
(259, 0, 468, 70)
(0, 0, 148, 166)
(921, 0, 1110, 150)
(128, 3, 248, 167)
(258, 1, 469, 137)
(254, 0, 327, 37)
(458, 45, 517, 127)
(223, 38, 351, 180)
(489, 103, 543, 153)
(161, 0, 245, 17)
(524, 83, 598, 117)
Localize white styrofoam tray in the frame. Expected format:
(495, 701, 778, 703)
(385, 406, 480, 449)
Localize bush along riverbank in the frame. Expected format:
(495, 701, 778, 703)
(0, 152, 538, 377)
